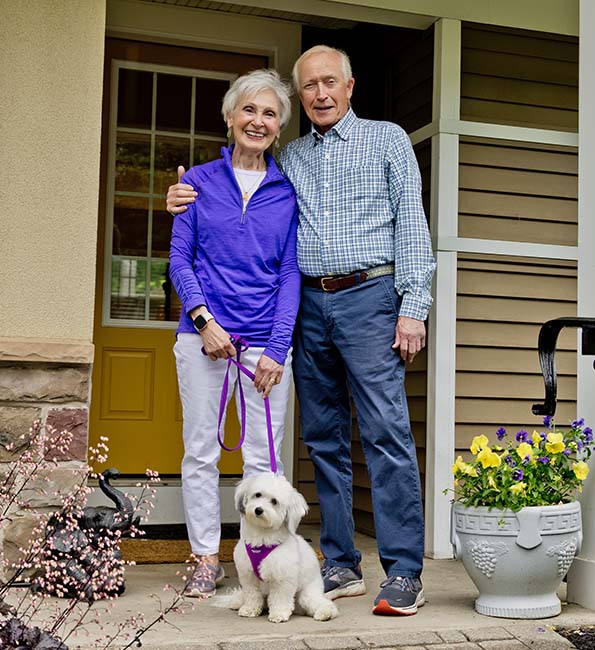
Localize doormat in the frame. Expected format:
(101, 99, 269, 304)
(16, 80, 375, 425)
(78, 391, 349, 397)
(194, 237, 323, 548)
(119, 538, 238, 564)
(119, 537, 322, 564)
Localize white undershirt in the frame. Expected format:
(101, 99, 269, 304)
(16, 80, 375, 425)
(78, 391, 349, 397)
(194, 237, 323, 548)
(234, 167, 266, 203)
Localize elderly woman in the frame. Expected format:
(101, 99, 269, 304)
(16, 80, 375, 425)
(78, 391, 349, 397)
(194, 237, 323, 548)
(170, 69, 299, 598)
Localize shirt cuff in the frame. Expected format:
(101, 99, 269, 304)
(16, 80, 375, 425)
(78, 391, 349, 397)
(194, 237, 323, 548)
(399, 292, 433, 322)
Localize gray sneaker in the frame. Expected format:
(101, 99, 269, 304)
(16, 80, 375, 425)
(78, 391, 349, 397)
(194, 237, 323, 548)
(321, 564, 366, 600)
(373, 576, 425, 615)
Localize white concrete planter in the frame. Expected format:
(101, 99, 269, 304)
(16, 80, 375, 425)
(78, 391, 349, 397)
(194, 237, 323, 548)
(451, 501, 582, 618)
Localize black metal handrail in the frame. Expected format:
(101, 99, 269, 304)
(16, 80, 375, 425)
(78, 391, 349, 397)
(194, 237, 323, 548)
(532, 317, 595, 416)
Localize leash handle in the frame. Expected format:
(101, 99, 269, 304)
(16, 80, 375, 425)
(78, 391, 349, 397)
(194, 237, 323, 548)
(215, 336, 278, 473)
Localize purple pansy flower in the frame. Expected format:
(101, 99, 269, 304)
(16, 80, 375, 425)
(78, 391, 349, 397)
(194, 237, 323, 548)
(505, 455, 516, 467)
(563, 449, 572, 456)
(538, 456, 550, 463)
(584, 427, 593, 442)
(516, 429, 528, 443)
(572, 418, 585, 429)
(543, 415, 553, 429)
(512, 468, 524, 481)
(496, 427, 507, 440)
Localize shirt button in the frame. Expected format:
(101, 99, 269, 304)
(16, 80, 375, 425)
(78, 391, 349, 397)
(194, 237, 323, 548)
(324, 182, 330, 188)
(324, 240, 330, 246)
(325, 154, 330, 160)
(324, 211, 330, 217)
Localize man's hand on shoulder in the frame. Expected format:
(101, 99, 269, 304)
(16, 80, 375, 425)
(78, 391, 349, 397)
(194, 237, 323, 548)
(167, 165, 197, 215)
(393, 315, 426, 363)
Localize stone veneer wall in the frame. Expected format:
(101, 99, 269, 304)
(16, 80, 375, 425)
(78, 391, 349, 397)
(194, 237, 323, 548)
(0, 341, 93, 570)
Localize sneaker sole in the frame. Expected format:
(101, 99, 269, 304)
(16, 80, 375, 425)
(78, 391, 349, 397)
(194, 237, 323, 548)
(325, 580, 367, 601)
(372, 591, 425, 616)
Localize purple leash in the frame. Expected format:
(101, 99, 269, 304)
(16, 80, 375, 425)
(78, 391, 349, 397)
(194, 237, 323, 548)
(212, 336, 277, 474)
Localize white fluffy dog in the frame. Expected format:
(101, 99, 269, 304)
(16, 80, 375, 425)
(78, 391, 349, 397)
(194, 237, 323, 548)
(231, 473, 338, 623)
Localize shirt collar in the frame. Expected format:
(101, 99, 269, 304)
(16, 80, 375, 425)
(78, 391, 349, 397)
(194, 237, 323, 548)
(310, 108, 357, 143)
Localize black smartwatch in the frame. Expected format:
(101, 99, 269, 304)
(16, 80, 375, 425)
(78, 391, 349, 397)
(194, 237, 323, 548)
(193, 311, 214, 332)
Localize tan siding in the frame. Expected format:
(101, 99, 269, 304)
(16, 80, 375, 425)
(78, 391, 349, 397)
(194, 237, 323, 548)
(455, 254, 577, 460)
(461, 24, 578, 130)
(458, 138, 578, 246)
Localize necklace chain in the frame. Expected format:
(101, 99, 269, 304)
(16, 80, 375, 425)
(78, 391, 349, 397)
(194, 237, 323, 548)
(236, 170, 265, 202)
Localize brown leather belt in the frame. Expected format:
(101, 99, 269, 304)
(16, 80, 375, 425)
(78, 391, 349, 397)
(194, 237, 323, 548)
(301, 264, 394, 292)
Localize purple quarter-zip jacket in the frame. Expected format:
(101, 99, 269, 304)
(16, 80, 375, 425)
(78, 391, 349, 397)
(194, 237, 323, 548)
(169, 145, 300, 365)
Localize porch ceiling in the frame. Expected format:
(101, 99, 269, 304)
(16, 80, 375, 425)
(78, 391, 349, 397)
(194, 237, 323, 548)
(137, 0, 434, 29)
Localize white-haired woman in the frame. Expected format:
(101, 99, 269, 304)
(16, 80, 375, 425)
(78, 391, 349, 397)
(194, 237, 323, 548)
(169, 69, 300, 598)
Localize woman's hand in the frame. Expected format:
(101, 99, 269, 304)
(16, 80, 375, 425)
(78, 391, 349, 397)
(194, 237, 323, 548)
(200, 321, 236, 361)
(254, 353, 283, 398)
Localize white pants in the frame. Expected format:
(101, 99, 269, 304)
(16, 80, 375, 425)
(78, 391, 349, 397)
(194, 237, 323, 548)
(173, 333, 291, 555)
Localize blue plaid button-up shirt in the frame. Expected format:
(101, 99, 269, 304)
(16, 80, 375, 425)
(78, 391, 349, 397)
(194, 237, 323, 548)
(278, 109, 435, 321)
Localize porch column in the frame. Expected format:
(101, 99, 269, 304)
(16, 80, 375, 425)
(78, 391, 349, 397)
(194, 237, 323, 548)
(0, 2, 105, 566)
(425, 18, 460, 559)
(567, 0, 595, 609)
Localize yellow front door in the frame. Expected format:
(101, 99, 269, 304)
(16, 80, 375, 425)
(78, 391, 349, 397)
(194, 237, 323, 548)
(90, 38, 268, 476)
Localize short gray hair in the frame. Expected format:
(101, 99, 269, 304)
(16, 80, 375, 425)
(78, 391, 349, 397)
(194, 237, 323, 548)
(292, 45, 352, 90)
(221, 69, 292, 130)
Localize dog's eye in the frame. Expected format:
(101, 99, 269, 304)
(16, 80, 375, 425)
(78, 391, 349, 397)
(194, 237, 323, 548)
(271, 498, 277, 505)
(254, 492, 261, 498)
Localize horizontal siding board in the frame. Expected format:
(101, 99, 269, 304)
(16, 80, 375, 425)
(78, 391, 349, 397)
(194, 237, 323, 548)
(456, 372, 576, 400)
(458, 269, 577, 301)
(457, 296, 576, 323)
(459, 142, 578, 175)
(456, 398, 576, 423)
(459, 191, 577, 223)
(461, 50, 578, 86)
(456, 347, 577, 375)
(458, 215, 577, 246)
(462, 74, 578, 111)
(460, 98, 577, 131)
(461, 27, 578, 63)
(457, 321, 577, 350)
(458, 255, 577, 274)
(459, 165, 577, 199)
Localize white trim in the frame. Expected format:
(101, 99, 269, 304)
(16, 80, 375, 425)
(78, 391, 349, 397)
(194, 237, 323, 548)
(410, 119, 578, 148)
(425, 18, 460, 559)
(566, 0, 595, 610)
(438, 236, 578, 260)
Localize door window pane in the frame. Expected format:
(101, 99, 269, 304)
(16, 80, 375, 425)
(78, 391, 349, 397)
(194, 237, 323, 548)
(154, 135, 190, 197)
(118, 69, 153, 129)
(195, 78, 229, 136)
(194, 139, 224, 166)
(156, 73, 192, 132)
(108, 63, 229, 325)
(113, 196, 148, 257)
(151, 201, 173, 259)
(111, 259, 147, 319)
(115, 133, 151, 193)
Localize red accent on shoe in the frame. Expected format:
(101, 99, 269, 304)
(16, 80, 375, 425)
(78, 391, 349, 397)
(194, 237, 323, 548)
(372, 599, 418, 616)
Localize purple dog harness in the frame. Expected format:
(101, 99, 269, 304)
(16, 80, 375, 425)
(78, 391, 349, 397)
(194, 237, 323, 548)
(212, 335, 278, 473)
(244, 543, 279, 580)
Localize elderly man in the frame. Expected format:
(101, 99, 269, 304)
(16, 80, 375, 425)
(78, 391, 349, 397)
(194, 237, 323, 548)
(167, 46, 435, 616)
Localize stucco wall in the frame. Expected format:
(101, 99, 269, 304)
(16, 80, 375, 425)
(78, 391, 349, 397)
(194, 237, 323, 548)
(0, 1, 106, 344)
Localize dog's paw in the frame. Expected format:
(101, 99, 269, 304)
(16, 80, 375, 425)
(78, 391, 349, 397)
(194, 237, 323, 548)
(313, 600, 338, 621)
(268, 609, 292, 623)
(238, 604, 263, 618)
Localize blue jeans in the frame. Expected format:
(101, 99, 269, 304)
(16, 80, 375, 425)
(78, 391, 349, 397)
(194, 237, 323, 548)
(293, 276, 424, 578)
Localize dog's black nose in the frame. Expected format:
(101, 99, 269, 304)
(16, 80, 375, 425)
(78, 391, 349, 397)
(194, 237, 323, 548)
(254, 507, 263, 516)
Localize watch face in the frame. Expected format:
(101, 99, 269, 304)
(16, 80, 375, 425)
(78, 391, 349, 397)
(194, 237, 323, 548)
(194, 315, 208, 330)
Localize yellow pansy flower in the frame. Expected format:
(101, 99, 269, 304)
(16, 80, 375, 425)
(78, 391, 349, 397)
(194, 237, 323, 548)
(516, 442, 533, 461)
(470, 435, 489, 455)
(477, 447, 501, 469)
(510, 482, 526, 495)
(573, 461, 590, 481)
(532, 430, 543, 446)
(545, 432, 565, 454)
(488, 475, 498, 489)
(452, 455, 477, 477)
